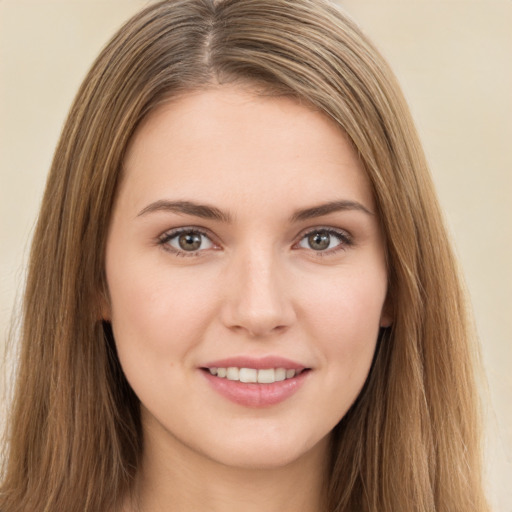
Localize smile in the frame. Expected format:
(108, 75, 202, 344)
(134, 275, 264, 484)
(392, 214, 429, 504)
(207, 367, 304, 384)
(201, 365, 310, 407)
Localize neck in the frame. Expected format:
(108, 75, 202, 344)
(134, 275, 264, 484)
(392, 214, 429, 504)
(126, 416, 330, 512)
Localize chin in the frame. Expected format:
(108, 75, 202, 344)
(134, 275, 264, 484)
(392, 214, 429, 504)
(199, 429, 331, 471)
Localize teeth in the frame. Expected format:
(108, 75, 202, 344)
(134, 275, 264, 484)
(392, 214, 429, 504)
(257, 368, 275, 384)
(226, 367, 239, 380)
(239, 368, 257, 383)
(208, 367, 300, 383)
(275, 368, 286, 381)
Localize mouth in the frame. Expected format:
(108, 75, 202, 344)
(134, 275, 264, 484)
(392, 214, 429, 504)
(202, 366, 309, 384)
(199, 358, 311, 407)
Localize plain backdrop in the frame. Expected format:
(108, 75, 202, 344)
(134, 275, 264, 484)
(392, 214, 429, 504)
(1, 1, 511, 510)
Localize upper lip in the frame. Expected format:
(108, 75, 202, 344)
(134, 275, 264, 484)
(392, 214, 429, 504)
(201, 356, 308, 371)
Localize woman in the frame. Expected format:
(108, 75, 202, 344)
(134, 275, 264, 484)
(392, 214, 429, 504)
(0, 0, 489, 511)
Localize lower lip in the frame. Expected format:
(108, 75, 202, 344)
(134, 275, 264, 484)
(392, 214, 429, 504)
(201, 370, 309, 408)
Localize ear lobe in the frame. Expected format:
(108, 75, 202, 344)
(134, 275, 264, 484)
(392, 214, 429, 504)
(379, 295, 393, 328)
(98, 288, 111, 322)
(379, 313, 393, 328)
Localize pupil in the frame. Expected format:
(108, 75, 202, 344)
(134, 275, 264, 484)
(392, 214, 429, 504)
(309, 231, 330, 250)
(179, 232, 201, 251)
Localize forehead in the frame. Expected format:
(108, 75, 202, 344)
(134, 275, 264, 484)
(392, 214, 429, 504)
(120, 86, 374, 215)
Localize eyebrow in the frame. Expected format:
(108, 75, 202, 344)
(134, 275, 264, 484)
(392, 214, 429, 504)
(137, 198, 373, 223)
(289, 200, 374, 222)
(137, 200, 232, 222)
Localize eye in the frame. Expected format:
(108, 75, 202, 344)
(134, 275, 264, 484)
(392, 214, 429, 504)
(160, 228, 215, 255)
(297, 228, 351, 252)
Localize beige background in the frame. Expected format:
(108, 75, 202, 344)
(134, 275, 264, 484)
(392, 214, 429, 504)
(1, 1, 510, 509)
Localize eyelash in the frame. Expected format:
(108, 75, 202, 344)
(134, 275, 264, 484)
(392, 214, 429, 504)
(157, 226, 353, 257)
(295, 227, 353, 256)
(158, 227, 217, 257)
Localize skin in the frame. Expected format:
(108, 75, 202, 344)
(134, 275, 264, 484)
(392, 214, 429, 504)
(104, 85, 391, 512)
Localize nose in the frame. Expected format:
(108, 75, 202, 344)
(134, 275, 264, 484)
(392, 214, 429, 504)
(220, 247, 296, 338)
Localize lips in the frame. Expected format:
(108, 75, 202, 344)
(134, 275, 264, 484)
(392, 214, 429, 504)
(200, 356, 310, 407)
(203, 355, 306, 370)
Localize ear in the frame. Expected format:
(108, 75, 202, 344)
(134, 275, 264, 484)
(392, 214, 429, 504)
(98, 286, 112, 322)
(379, 294, 393, 328)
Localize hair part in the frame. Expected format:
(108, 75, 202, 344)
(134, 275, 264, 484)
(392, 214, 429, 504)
(1, 1, 488, 511)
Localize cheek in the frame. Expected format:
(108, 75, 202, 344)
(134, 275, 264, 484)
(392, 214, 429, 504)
(107, 258, 220, 358)
(298, 265, 387, 375)
(300, 263, 387, 330)
(105, 262, 224, 413)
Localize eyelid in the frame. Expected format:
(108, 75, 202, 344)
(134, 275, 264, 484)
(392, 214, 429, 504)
(156, 224, 353, 257)
(293, 226, 353, 254)
(158, 226, 221, 256)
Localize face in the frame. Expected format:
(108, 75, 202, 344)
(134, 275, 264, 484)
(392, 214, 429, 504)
(104, 86, 391, 470)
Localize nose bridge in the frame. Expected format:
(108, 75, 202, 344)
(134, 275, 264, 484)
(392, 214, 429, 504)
(222, 242, 294, 336)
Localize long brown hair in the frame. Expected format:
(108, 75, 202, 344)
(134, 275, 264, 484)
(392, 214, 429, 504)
(0, 1, 489, 510)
